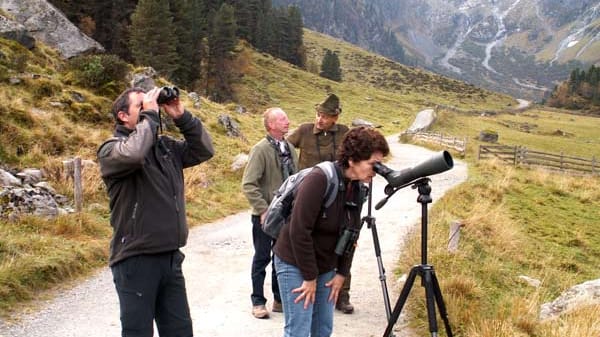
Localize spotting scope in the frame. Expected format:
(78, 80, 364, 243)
(373, 150, 454, 192)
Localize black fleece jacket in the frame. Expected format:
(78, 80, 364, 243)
(97, 109, 214, 266)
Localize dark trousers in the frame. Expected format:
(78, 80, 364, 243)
(111, 250, 192, 337)
(251, 215, 280, 306)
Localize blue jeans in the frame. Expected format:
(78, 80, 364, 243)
(251, 215, 280, 305)
(274, 255, 335, 337)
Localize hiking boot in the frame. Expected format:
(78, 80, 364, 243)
(336, 299, 355, 314)
(272, 300, 283, 313)
(252, 305, 270, 319)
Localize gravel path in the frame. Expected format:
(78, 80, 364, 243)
(0, 137, 467, 337)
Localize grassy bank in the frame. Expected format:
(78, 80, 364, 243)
(398, 107, 600, 336)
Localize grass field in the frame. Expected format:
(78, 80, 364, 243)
(396, 105, 600, 336)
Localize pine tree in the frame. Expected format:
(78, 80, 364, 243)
(286, 5, 305, 68)
(207, 3, 238, 101)
(270, 7, 289, 60)
(255, 6, 274, 52)
(188, 0, 209, 90)
(320, 49, 342, 82)
(169, 0, 197, 87)
(130, 0, 180, 78)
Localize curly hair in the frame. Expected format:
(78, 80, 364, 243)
(337, 126, 390, 168)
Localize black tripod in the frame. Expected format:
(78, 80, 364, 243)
(361, 181, 394, 327)
(381, 177, 453, 337)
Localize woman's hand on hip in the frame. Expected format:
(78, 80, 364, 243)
(292, 279, 317, 309)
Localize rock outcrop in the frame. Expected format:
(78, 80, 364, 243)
(0, 0, 104, 58)
(0, 167, 72, 219)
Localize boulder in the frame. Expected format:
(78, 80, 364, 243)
(352, 118, 381, 128)
(0, 0, 104, 58)
(407, 109, 436, 133)
(218, 114, 243, 139)
(479, 130, 499, 143)
(539, 279, 600, 320)
(231, 153, 249, 171)
(0, 15, 35, 49)
(0, 168, 21, 186)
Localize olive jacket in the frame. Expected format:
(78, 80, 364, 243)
(287, 122, 350, 169)
(242, 137, 299, 216)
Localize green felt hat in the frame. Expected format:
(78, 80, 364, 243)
(315, 94, 342, 116)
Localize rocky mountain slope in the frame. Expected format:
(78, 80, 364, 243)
(275, 0, 600, 101)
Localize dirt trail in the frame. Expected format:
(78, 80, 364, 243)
(0, 137, 467, 337)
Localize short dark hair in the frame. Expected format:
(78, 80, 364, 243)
(111, 87, 145, 124)
(337, 126, 390, 168)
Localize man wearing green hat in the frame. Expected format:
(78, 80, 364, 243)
(287, 93, 356, 314)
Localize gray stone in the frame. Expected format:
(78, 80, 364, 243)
(69, 91, 85, 103)
(218, 114, 243, 139)
(0, 15, 35, 49)
(539, 279, 600, 320)
(16, 168, 43, 185)
(0, 0, 104, 58)
(407, 109, 436, 132)
(0, 168, 21, 186)
(188, 92, 201, 109)
(351, 118, 381, 128)
(231, 153, 249, 171)
(479, 130, 499, 143)
(518, 275, 541, 288)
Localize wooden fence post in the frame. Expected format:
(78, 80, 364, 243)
(73, 157, 83, 212)
(560, 152, 564, 171)
(448, 220, 463, 252)
(513, 146, 518, 166)
(592, 156, 596, 175)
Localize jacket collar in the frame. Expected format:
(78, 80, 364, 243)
(114, 124, 133, 138)
(312, 123, 340, 135)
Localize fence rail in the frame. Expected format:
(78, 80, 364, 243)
(402, 131, 467, 155)
(478, 145, 598, 175)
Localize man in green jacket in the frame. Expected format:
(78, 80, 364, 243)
(242, 107, 299, 319)
(287, 93, 356, 314)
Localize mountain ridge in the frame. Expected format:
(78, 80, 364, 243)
(274, 0, 600, 101)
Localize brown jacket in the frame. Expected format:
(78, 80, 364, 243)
(287, 123, 350, 169)
(273, 164, 362, 280)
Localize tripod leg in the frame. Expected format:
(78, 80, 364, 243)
(431, 271, 454, 337)
(422, 268, 439, 337)
(383, 266, 419, 337)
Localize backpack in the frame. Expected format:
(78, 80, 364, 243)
(262, 161, 340, 239)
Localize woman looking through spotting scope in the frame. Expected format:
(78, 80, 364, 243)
(273, 126, 390, 337)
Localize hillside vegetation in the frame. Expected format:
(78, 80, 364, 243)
(2, 28, 599, 337)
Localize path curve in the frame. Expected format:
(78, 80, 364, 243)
(0, 136, 468, 337)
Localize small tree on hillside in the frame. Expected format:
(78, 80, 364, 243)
(320, 49, 342, 82)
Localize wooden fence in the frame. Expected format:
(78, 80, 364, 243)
(402, 131, 467, 155)
(478, 145, 599, 175)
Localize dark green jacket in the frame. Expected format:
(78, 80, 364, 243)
(97, 109, 214, 266)
(287, 123, 350, 169)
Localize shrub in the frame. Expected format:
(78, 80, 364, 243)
(67, 54, 129, 92)
(27, 77, 62, 99)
